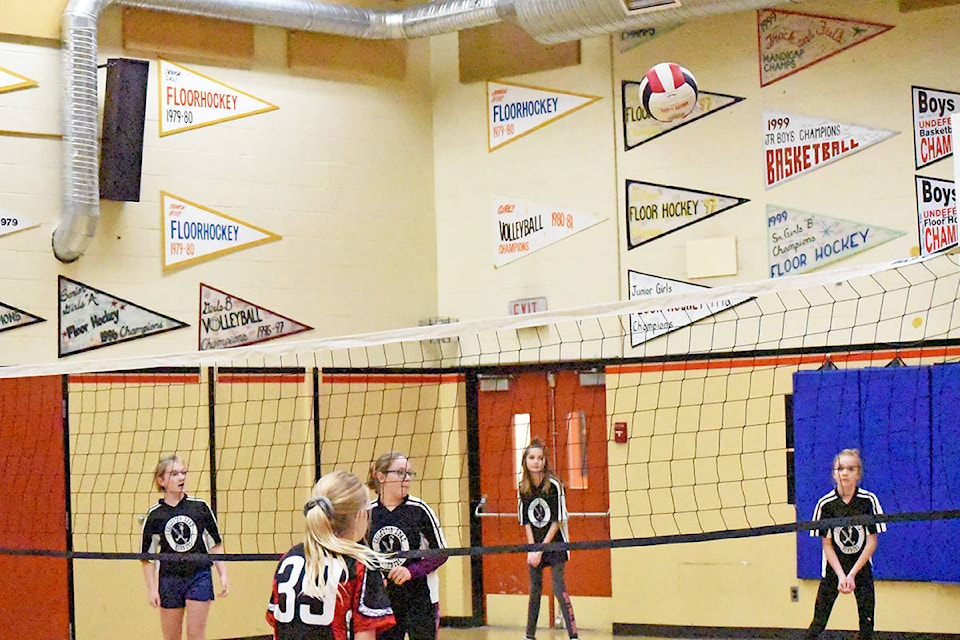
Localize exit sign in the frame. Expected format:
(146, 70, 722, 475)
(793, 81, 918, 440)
(509, 297, 547, 316)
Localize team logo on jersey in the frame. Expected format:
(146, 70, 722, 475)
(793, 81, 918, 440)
(165, 514, 199, 552)
(527, 498, 552, 528)
(832, 525, 865, 555)
(371, 525, 409, 569)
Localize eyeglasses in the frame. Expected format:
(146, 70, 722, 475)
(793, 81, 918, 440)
(385, 469, 417, 479)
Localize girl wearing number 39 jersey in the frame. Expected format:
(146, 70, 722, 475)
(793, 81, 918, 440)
(266, 471, 395, 640)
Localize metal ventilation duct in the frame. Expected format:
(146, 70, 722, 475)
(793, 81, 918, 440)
(55, 0, 806, 261)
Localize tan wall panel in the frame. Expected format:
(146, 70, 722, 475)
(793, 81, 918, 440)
(122, 7, 255, 64)
(288, 31, 407, 81)
(458, 22, 580, 83)
(0, 0, 64, 41)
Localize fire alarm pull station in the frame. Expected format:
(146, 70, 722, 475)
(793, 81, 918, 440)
(614, 421, 628, 443)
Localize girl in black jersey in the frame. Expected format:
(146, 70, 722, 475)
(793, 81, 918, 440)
(805, 448, 884, 640)
(367, 451, 448, 640)
(267, 471, 395, 640)
(518, 440, 578, 640)
(141, 454, 229, 640)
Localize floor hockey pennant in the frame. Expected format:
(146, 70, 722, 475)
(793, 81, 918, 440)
(0, 208, 39, 238)
(622, 84, 744, 150)
(766, 205, 904, 279)
(162, 191, 282, 271)
(58, 276, 188, 357)
(0, 301, 45, 335)
(625, 180, 749, 249)
(198, 284, 313, 350)
(627, 271, 751, 346)
(493, 195, 606, 267)
(158, 59, 278, 136)
(0, 65, 38, 94)
(913, 86, 958, 170)
(757, 9, 893, 87)
(487, 81, 600, 151)
(763, 111, 897, 189)
(915, 175, 957, 257)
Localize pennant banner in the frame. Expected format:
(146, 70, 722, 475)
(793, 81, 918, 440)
(627, 271, 752, 346)
(158, 59, 278, 136)
(763, 111, 896, 189)
(0, 66, 38, 94)
(912, 86, 958, 170)
(626, 180, 749, 249)
(757, 9, 893, 87)
(915, 175, 957, 256)
(199, 284, 312, 350)
(58, 276, 188, 357)
(618, 24, 680, 53)
(0, 209, 39, 238)
(488, 81, 600, 151)
(0, 301, 45, 335)
(162, 191, 281, 271)
(493, 195, 605, 268)
(623, 83, 744, 150)
(766, 205, 904, 278)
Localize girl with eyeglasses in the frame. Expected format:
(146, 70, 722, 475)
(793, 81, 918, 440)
(367, 451, 448, 640)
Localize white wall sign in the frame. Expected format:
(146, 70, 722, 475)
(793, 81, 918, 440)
(199, 284, 313, 350)
(493, 195, 606, 268)
(625, 180, 748, 248)
(915, 176, 957, 256)
(509, 297, 547, 316)
(912, 86, 958, 170)
(487, 81, 600, 151)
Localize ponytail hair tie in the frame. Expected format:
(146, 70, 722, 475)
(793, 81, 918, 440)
(304, 495, 334, 518)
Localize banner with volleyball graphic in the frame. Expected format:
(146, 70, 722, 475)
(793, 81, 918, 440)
(912, 86, 958, 170)
(0, 65, 37, 94)
(763, 111, 897, 189)
(487, 81, 600, 151)
(625, 180, 748, 249)
(622, 83, 743, 150)
(493, 195, 605, 267)
(915, 176, 957, 256)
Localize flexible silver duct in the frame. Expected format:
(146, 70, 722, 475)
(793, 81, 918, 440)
(55, 0, 805, 261)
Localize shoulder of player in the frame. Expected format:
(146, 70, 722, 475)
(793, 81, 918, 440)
(854, 487, 883, 509)
(404, 495, 438, 514)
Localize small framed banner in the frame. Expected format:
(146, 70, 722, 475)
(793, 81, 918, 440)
(199, 284, 312, 350)
(915, 176, 957, 256)
(912, 86, 959, 170)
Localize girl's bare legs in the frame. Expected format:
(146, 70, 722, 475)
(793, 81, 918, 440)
(159, 608, 185, 640)
(185, 599, 212, 640)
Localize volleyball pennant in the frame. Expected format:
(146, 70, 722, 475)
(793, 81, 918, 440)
(0, 301, 45, 335)
(763, 111, 897, 189)
(912, 86, 959, 170)
(0, 209, 39, 238)
(627, 271, 752, 346)
(158, 59, 278, 136)
(915, 176, 957, 257)
(0, 65, 38, 94)
(625, 180, 749, 249)
(766, 205, 904, 279)
(58, 276, 188, 357)
(757, 9, 893, 87)
(493, 195, 606, 267)
(622, 83, 743, 150)
(487, 81, 600, 151)
(199, 284, 313, 351)
(618, 24, 680, 53)
(162, 191, 281, 271)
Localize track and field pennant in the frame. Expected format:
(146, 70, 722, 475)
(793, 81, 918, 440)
(763, 111, 896, 189)
(915, 176, 957, 256)
(622, 83, 743, 150)
(627, 271, 751, 346)
(487, 81, 600, 151)
(913, 86, 958, 170)
(757, 9, 893, 87)
(0, 301, 44, 335)
(162, 191, 281, 271)
(0, 66, 38, 94)
(0, 208, 39, 238)
(766, 205, 904, 279)
(618, 24, 680, 53)
(58, 276, 188, 357)
(625, 180, 748, 249)
(493, 195, 605, 268)
(199, 284, 313, 351)
(158, 59, 278, 136)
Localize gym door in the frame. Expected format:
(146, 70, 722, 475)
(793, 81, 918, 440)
(477, 370, 611, 603)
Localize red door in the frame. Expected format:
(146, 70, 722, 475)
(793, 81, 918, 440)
(477, 370, 611, 608)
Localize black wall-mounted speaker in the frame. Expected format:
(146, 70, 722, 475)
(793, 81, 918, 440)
(99, 58, 150, 202)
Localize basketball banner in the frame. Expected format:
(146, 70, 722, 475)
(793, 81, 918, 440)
(0, 209, 39, 238)
(912, 86, 958, 169)
(199, 284, 312, 350)
(915, 176, 957, 256)
(627, 271, 751, 346)
(487, 81, 600, 151)
(625, 180, 748, 249)
(763, 111, 897, 189)
(766, 205, 903, 278)
(493, 195, 605, 267)
(757, 9, 893, 87)
(622, 83, 743, 150)
(0, 301, 44, 335)
(0, 65, 37, 94)
(158, 59, 278, 136)
(58, 276, 188, 357)
(162, 191, 282, 271)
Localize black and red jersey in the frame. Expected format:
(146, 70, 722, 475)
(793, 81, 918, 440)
(141, 495, 222, 576)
